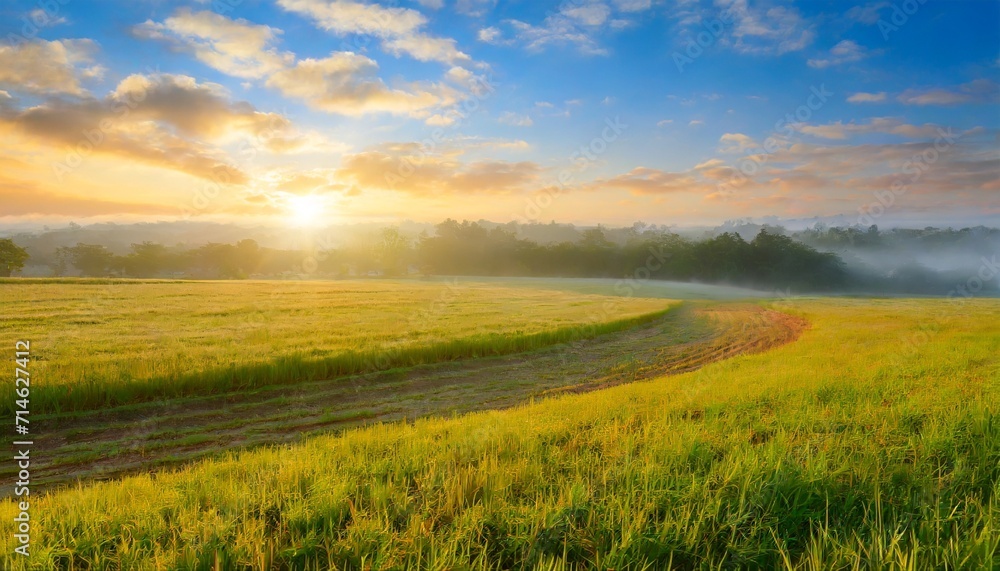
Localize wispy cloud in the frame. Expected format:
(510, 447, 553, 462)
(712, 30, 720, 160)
(134, 9, 294, 79)
(898, 80, 1000, 106)
(847, 91, 887, 103)
(807, 40, 870, 69)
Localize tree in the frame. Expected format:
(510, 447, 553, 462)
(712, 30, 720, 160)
(0, 239, 29, 277)
(60, 243, 116, 277)
(376, 228, 409, 276)
(123, 242, 171, 277)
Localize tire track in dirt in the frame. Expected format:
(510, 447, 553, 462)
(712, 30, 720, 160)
(9, 302, 806, 494)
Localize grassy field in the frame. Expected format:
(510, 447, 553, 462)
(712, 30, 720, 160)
(1, 290, 996, 569)
(0, 279, 671, 414)
(5, 302, 799, 493)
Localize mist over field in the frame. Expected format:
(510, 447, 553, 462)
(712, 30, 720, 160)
(3, 220, 997, 296)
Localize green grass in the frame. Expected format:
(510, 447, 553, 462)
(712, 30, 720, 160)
(2, 297, 996, 569)
(0, 279, 671, 414)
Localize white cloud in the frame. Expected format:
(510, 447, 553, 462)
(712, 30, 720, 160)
(719, 133, 756, 152)
(477, 26, 505, 44)
(492, 0, 648, 56)
(807, 40, 869, 69)
(845, 2, 889, 24)
(0, 39, 100, 96)
(134, 9, 294, 79)
(847, 91, 887, 103)
(562, 2, 611, 27)
(265, 52, 455, 116)
(498, 111, 533, 126)
(278, 0, 472, 66)
(898, 80, 1000, 106)
(613, 0, 652, 12)
(716, 0, 815, 55)
(689, 119, 703, 126)
(656, 119, 673, 127)
(792, 118, 960, 140)
(456, 0, 497, 17)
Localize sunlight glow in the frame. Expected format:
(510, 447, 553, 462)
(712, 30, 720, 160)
(287, 195, 325, 227)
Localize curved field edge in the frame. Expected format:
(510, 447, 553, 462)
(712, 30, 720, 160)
(8, 304, 800, 493)
(2, 283, 678, 415)
(3, 299, 998, 569)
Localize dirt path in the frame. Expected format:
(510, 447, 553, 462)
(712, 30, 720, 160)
(6, 303, 805, 494)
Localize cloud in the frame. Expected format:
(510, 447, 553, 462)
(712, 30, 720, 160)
(477, 26, 507, 44)
(562, 2, 612, 27)
(382, 35, 470, 65)
(847, 91, 886, 103)
(268, 168, 346, 195)
(592, 166, 715, 195)
(898, 79, 1000, 106)
(278, 0, 471, 66)
(494, 0, 648, 56)
(656, 119, 673, 127)
(265, 52, 455, 116)
(715, 0, 815, 55)
(719, 133, 757, 152)
(0, 74, 318, 185)
(613, 0, 652, 12)
(844, 2, 889, 24)
(26, 8, 68, 27)
(424, 113, 456, 126)
(505, 16, 609, 55)
(335, 142, 543, 195)
(456, 0, 497, 17)
(0, 181, 174, 218)
(133, 9, 294, 79)
(0, 39, 101, 96)
(807, 40, 869, 68)
(1, 99, 249, 185)
(792, 118, 955, 140)
(498, 111, 533, 126)
(689, 119, 703, 126)
(111, 74, 289, 141)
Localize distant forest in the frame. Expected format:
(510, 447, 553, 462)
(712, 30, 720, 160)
(3, 221, 997, 295)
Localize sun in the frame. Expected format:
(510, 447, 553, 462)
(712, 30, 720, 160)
(287, 195, 325, 227)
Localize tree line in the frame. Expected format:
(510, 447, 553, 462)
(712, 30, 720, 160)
(3, 220, 994, 294)
(0, 223, 848, 291)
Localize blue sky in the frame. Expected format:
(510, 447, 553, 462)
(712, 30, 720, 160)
(0, 0, 997, 227)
